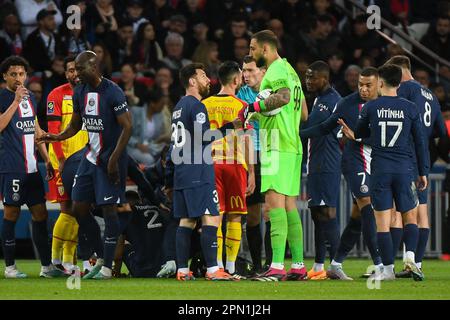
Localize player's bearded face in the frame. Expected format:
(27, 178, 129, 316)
(4, 66, 26, 91)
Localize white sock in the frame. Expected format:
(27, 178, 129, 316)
(226, 261, 235, 274)
(270, 262, 284, 270)
(383, 264, 394, 274)
(405, 251, 415, 262)
(331, 260, 342, 267)
(62, 262, 74, 271)
(207, 266, 219, 274)
(416, 262, 422, 269)
(178, 267, 189, 274)
(217, 261, 224, 269)
(375, 264, 384, 273)
(313, 263, 324, 272)
(291, 262, 304, 269)
(95, 258, 104, 267)
(100, 266, 112, 277)
(5, 264, 17, 272)
(83, 260, 92, 271)
(52, 259, 62, 265)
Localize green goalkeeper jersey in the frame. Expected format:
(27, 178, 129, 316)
(259, 58, 304, 155)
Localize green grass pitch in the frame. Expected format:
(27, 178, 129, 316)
(0, 259, 449, 300)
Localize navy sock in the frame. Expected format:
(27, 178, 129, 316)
(2, 219, 16, 267)
(416, 228, 430, 263)
(77, 214, 103, 259)
(390, 227, 403, 261)
(322, 218, 340, 262)
(334, 218, 361, 263)
(163, 218, 178, 262)
(200, 225, 219, 268)
(176, 226, 193, 269)
(246, 224, 262, 270)
(403, 224, 419, 253)
(312, 219, 326, 264)
(377, 232, 394, 266)
(31, 220, 51, 266)
(103, 212, 120, 269)
(360, 205, 382, 265)
(264, 221, 272, 266)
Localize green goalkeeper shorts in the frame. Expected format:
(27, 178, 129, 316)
(260, 151, 302, 196)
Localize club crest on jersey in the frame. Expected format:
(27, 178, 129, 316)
(360, 185, 369, 193)
(47, 101, 55, 114)
(58, 186, 65, 196)
(196, 112, 206, 124)
(85, 93, 99, 115)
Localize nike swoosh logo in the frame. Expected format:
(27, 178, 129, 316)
(104, 196, 114, 201)
(87, 108, 95, 113)
(23, 111, 30, 115)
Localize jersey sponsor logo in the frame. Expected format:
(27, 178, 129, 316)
(196, 112, 206, 124)
(360, 184, 369, 193)
(114, 102, 128, 112)
(318, 103, 329, 112)
(82, 117, 104, 132)
(47, 101, 55, 114)
(230, 195, 244, 209)
(15, 119, 35, 133)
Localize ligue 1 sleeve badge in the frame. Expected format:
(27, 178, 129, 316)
(47, 101, 55, 114)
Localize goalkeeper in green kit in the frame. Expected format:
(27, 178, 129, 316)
(238, 30, 308, 281)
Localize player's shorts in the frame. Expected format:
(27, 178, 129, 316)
(214, 163, 247, 214)
(0, 172, 45, 207)
(173, 183, 220, 219)
(72, 156, 126, 205)
(246, 153, 264, 206)
(307, 173, 340, 208)
(260, 151, 301, 196)
(411, 172, 428, 205)
(343, 171, 371, 199)
(371, 173, 418, 213)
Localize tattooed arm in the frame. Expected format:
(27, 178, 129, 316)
(263, 87, 290, 111)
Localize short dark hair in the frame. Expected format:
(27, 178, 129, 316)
(385, 55, 411, 71)
(121, 62, 137, 74)
(64, 56, 76, 71)
(242, 55, 255, 64)
(251, 30, 278, 49)
(360, 67, 378, 77)
(378, 64, 402, 87)
(308, 60, 330, 77)
(179, 63, 205, 89)
(0, 55, 29, 74)
(218, 61, 241, 86)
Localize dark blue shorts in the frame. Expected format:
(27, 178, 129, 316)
(307, 173, 341, 208)
(0, 172, 45, 207)
(371, 173, 418, 213)
(173, 183, 220, 219)
(60, 149, 85, 199)
(344, 171, 371, 199)
(71, 157, 126, 205)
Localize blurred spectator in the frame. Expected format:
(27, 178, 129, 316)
(267, 19, 297, 65)
(128, 89, 171, 167)
(341, 14, 384, 65)
(121, 0, 148, 33)
(271, 0, 311, 35)
(42, 55, 66, 98)
(15, 0, 63, 38)
(297, 17, 330, 61)
(233, 37, 249, 65)
(132, 21, 163, 76)
(218, 14, 251, 61)
(148, 0, 175, 36)
(413, 67, 431, 88)
(328, 52, 345, 88)
(160, 32, 192, 73)
(0, 14, 23, 56)
(64, 21, 91, 56)
(311, 0, 340, 25)
(177, 0, 206, 30)
(166, 14, 196, 58)
(318, 14, 342, 61)
(92, 42, 113, 78)
(152, 66, 182, 107)
(358, 55, 376, 68)
(28, 79, 46, 131)
(416, 15, 450, 65)
(410, 0, 439, 23)
(23, 8, 65, 73)
(191, 22, 209, 54)
(336, 64, 361, 96)
(241, 0, 271, 31)
(108, 20, 134, 70)
(205, 0, 247, 37)
(0, 33, 11, 65)
(192, 41, 221, 92)
(430, 82, 450, 110)
(118, 62, 148, 108)
(85, 0, 119, 45)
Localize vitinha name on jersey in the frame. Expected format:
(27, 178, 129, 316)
(377, 108, 405, 119)
(83, 117, 104, 131)
(16, 119, 35, 133)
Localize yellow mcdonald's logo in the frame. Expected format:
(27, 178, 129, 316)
(230, 196, 243, 209)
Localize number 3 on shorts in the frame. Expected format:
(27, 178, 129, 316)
(212, 190, 219, 204)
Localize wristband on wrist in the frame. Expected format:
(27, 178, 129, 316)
(249, 100, 265, 113)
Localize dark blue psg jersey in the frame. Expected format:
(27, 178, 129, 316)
(355, 96, 429, 176)
(0, 88, 39, 174)
(73, 78, 129, 169)
(300, 92, 373, 174)
(302, 87, 342, 174)
(170, 95, 215, 190)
